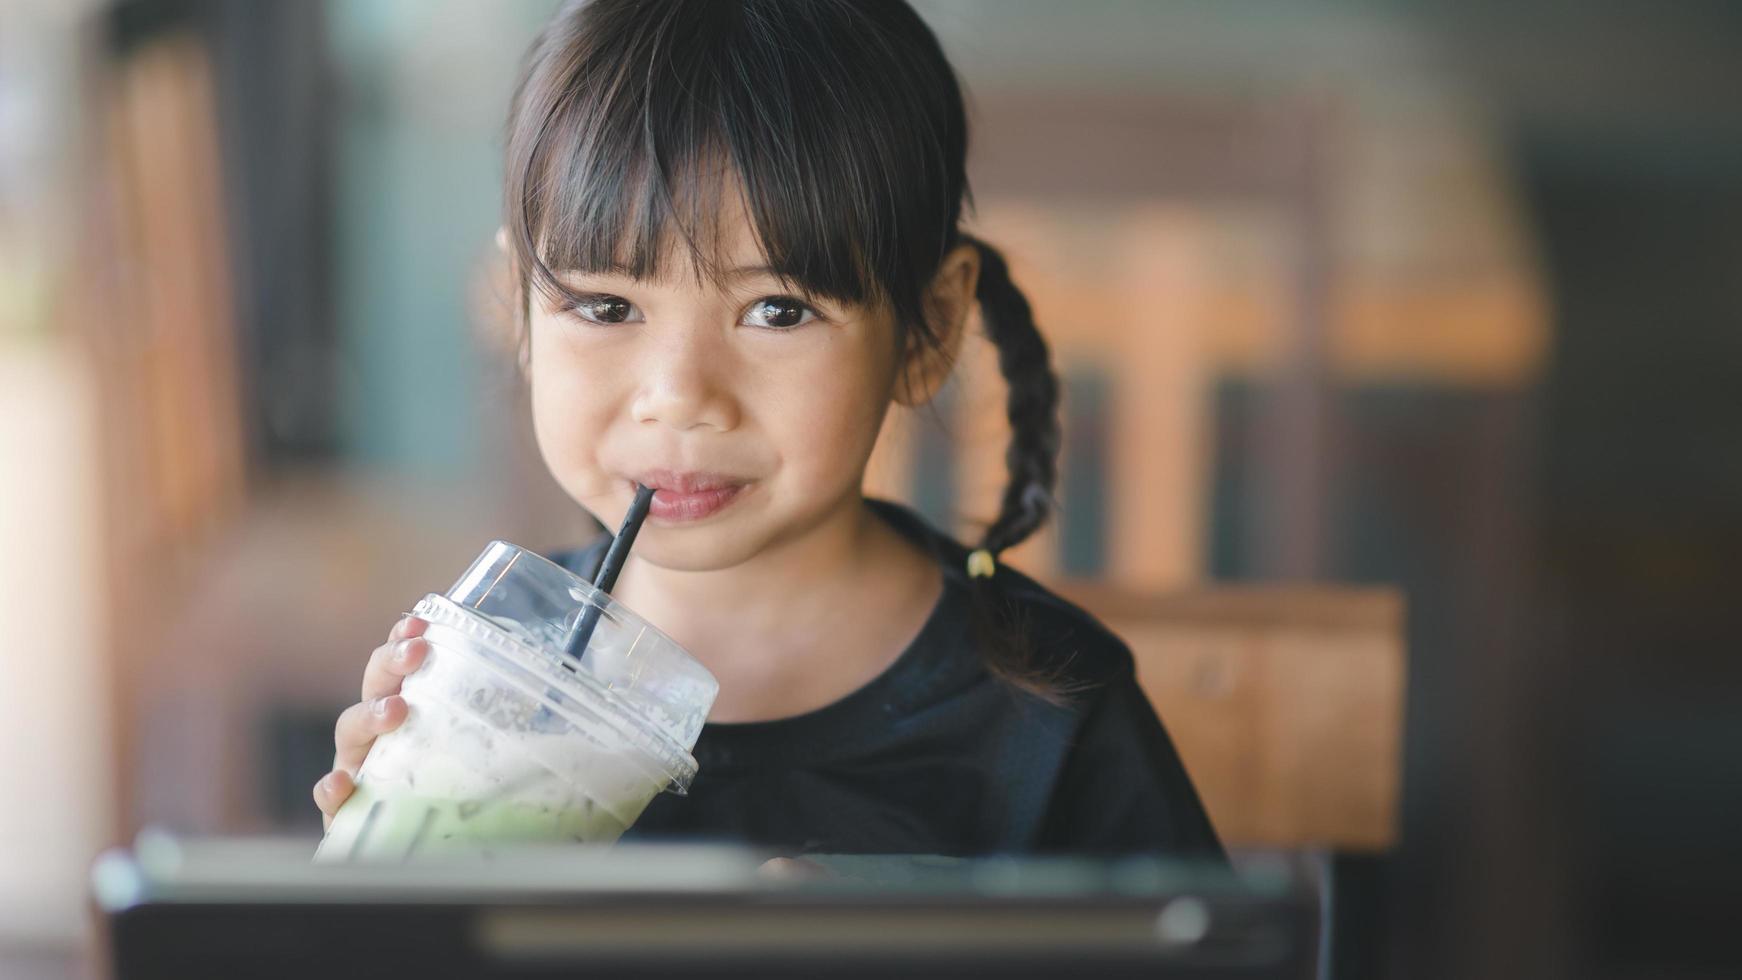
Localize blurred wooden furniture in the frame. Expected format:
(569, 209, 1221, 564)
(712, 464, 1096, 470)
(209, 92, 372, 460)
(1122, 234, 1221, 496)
(82, 27, 250, 845)
(1061, 584, 1405, 851)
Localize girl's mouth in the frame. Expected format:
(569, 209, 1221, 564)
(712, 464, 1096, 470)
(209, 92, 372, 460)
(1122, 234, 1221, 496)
(633, 471, 751, 523)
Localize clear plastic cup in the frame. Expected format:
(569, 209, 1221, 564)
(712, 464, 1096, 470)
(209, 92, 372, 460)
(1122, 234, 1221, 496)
(315, 541, 718, 862)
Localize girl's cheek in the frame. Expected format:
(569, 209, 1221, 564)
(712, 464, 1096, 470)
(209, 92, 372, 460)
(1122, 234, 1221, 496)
(772, 370, 886, 490)
(528, 354, 619, 490)
(530, 321, 618, 405)
(533, 380, 613, 455)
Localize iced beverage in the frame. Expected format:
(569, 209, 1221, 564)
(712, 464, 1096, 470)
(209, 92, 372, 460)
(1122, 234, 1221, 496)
(316, 542, 717, 861)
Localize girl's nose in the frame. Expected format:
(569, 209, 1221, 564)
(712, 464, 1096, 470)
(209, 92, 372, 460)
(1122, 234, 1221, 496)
(629, 328, 741, 433)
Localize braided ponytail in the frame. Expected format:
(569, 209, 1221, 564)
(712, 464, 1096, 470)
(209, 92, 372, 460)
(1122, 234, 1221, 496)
(958, 235, 1079, 703)
(966, 235, 1061, 554)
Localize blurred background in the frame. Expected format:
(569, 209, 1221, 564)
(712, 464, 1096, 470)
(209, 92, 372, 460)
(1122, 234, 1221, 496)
(2, 1, 1738, 978)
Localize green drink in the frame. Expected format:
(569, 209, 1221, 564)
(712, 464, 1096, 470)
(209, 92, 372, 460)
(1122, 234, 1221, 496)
(320, 782, 632, 861)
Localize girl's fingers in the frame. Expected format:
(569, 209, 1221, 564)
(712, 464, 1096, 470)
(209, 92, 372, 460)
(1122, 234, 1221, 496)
(361, 636, 429, 701)
(332, 695, 406, 774)
(318, 617, 426, 829)
(313, 769, 356, 830)
(387, 615, 428, 644)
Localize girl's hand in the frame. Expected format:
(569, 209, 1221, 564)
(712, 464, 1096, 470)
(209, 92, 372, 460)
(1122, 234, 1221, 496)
(311, 615, 429, 831)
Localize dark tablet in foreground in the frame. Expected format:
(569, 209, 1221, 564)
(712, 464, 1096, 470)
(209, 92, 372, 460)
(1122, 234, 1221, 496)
(94, 831, 1317, 980)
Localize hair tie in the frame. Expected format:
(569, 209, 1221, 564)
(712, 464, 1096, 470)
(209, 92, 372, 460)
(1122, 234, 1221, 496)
(967, 549, 997, 579)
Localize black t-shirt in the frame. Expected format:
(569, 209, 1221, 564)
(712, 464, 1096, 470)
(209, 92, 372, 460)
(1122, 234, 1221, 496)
(553, 498, 1223, 859)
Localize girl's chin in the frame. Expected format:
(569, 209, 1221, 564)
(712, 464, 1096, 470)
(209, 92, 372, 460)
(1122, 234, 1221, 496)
(628, 540, 760, 574)
(627, 519, 769, 572)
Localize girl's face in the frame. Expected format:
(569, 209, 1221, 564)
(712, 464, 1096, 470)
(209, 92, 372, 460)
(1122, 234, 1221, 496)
(526, 196, 906, 572)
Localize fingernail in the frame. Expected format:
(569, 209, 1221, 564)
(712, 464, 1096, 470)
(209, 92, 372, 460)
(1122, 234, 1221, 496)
(392, 639, 413, 664)
(320, 773, 337, 796)
(372, 696, 391, 717)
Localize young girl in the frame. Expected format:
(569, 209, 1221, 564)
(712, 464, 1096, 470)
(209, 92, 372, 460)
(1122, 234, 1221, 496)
(314, 0, 1220, 859)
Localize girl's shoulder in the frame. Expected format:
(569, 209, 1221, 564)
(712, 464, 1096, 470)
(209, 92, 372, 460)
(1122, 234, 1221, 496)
(865, 499, 1138, 694)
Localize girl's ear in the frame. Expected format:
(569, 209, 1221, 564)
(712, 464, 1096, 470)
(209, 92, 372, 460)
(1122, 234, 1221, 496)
(895, 241, 981, 407)
(495, 226, 509, 254)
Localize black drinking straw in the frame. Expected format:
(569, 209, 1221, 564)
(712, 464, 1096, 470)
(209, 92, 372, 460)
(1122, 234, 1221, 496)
(564, 483, 655, 660)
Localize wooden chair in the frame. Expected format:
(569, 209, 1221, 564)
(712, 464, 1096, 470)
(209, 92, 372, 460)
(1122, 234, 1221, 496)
(1058, 584, 1406, 852)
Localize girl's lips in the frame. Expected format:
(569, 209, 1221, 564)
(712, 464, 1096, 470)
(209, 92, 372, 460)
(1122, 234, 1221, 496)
(644, 482, 748, 523)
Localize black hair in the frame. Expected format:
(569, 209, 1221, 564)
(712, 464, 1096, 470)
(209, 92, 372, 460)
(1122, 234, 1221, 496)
(504, 0, 1069, 701)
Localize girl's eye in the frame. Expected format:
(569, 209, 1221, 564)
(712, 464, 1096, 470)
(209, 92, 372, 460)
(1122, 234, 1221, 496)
(742, 296, 818, 330)
(566, 294, 643, 325)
